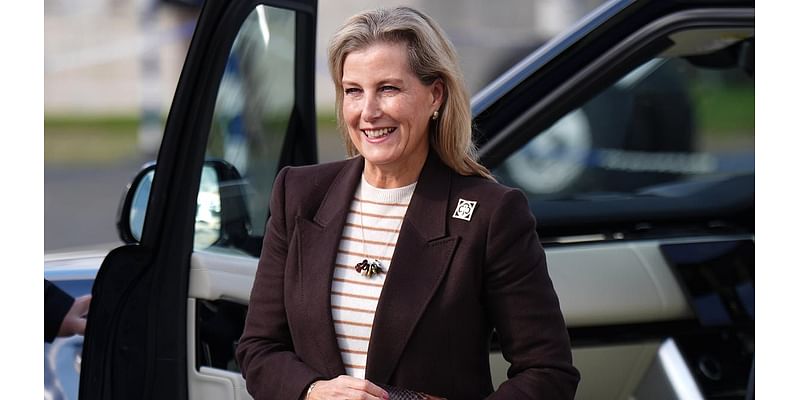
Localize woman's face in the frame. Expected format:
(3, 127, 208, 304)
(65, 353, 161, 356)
(341, 41, 443, 178)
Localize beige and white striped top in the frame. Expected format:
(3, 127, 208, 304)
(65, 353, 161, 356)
(331, 174, 416, 378)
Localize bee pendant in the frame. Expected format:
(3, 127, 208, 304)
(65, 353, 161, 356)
(355, 259, 383, 278)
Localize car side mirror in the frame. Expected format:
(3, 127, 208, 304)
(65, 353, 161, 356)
(116, 159, 252, 250)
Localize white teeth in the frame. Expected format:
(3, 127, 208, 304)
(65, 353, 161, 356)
(363, 128, 394, 138)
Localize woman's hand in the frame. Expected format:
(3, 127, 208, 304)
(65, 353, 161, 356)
(307, 376, 389, 400)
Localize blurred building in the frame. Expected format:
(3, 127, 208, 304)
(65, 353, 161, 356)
(44, 0, 197, 114)
(44, 0, 604, 150)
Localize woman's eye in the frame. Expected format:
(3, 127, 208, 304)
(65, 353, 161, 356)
(344, 88, 361, 96)
(380, 86, 399, 93)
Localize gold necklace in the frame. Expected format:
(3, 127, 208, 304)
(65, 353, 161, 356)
(354, 185, 402, 278)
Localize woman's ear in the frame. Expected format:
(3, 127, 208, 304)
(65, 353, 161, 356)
(431, 78, 445, 111)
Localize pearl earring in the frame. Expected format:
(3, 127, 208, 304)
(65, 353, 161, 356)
(432, 110, 439, 120)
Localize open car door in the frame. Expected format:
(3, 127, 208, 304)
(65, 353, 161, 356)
(80, 1, 318, 399)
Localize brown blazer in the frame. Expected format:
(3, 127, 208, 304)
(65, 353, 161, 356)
(236, 153, 579, 400)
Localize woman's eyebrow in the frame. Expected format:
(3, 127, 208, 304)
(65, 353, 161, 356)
(341, 77, 405, 87)
(377, 78, 404, 86)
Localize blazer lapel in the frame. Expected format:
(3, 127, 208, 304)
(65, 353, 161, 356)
(295, 157, 364, 377)
(365, 153, 459, 383)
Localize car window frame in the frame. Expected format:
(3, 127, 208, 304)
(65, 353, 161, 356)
(470, 8, 754, 241)
(477, 8, 755, 168)
(140, 0, 318, 250)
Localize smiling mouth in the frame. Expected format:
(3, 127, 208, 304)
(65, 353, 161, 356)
(362, 127, 396, 139)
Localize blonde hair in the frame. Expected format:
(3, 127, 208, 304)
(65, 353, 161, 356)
(327, 6, 493, 180)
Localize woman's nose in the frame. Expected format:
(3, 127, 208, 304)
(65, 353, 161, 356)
(362, 93, 383, 121)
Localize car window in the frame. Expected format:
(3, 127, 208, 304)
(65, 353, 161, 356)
(196, 4, 297, 253)
(494, 34, 754, 208)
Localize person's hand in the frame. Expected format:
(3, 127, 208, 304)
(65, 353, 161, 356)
(307, 375, 389, 400)
(57, 295, 91, 337)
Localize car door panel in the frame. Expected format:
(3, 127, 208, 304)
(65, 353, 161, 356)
(491, 236, 749, 399)
(547, 240, 693, 327)
(186, 251, 258, 400)
(187, 298, 252, 400)
(189, 251, 257, 303)
(491, 342, 661, 400)
(186, 251, 255, 400)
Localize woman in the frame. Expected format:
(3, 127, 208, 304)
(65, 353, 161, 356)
(236, 6, 579, 400)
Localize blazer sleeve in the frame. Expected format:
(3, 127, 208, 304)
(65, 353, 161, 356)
(484, 189, 580, 399)
(45, 279, 74, 343)
(235, 167, 325, 400)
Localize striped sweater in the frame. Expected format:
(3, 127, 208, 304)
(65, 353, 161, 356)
(331, 174, 417, 378)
